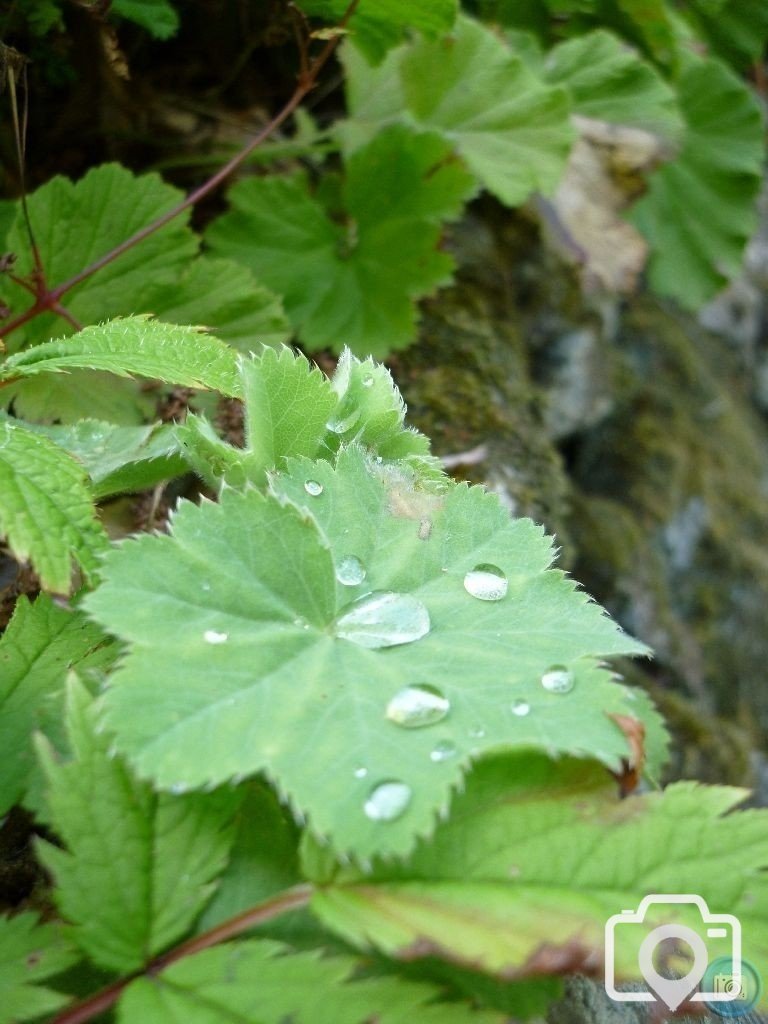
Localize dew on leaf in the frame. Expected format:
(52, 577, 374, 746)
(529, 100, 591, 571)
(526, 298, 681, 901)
(354, 767, 368, 779)
(463, 564, 508, 601)
(304, 479, 323, 496)
(541, 665, 575, 694)
(362, 374, 374, 388)
(430, 739, 458, 762)
(363, 780, 412, 822)
(469, 725, 486, 739)
(511, 699, 531, 717)
(168, 783, 188, 795)
(386, 684, 449, 728)
(203, 630, 228, 645)
(327, 409, 360, 434)
(335, 591, 430, 649)
(336, 555, 367, 587)
(201, 581, 211, 592)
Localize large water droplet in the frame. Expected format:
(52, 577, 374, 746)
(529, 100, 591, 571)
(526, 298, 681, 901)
(363, 780, 412, 822)
(541, 665, 575, 694)
(335, 591, 430, 649)
(203, 630, 228, 645)
(463, 564, 508, 601)
(386, 685, 449, 729)
(511, 699, 531, 717)
(327, 409, 360, 435)
(304, 479, 323, 496)
(336, 555, 366, 587)
(430, 740, 458, 762)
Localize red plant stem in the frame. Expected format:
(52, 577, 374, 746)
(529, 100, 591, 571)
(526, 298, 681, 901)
(50, 884, 313, 1024)
(1, 0, 359, 340)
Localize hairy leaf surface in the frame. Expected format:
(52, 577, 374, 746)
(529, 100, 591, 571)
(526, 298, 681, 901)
(85, 447, 645, 857)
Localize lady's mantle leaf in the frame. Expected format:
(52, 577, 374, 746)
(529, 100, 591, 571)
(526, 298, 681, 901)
(85, 447, 645, 858)
(312, 752, 768, 996)
(206, 125, 476, 356)
(0, 419, 108, 592)
(36, 681, 240, 973)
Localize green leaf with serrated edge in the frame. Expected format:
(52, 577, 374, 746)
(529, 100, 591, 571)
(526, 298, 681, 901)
(85, 447, 645, 858)
(311, 752, 768, 1001)
(175, 413, 251, 490)
(117, 939, 505, 1024)
(196, 782, 302, 932)
(0, 913, 78, 1024)
(2, 371, 154, 426)
(36, 680, 240, 973)
(111, 0, 179, 38)
(13, 418, 187, 499)
(340, 17, 574, 206)
(0, 164, 197, 350)
(0, 316, 241, 395)
(622, 685, 669, 783)
(149, 256, 290, 351)
(239, 348, 338, 484)
(296, 0, 458, 62)
(206, 125, 476, 356)
(542, 29, 683, 139)
(0, 420, 108, 592)
(630, 56, 765, 309)
(683, 0, 768, 71)
(0, 594, 112, 815)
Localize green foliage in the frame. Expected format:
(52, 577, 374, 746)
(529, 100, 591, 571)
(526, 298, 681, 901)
(111, 0, 180, 39)
(206, 125, 475, 355)
(0, 594, 112, 816)
(312, 752, 768, 981)
(37, 680, 240, 972)
(0, 913, 77, 1024)
(631, 56, 765, 308)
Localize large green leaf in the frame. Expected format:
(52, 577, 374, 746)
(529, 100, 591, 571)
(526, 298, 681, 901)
(207, 125, 476, 355)
(118, 939, 504, 1024)
(682, 0, 768, 71)
(340, 16, 574, 206)
(296, 0, 458, 62)
(312, 752, 768, 1002)
(0, 595, 112, 816)
(36, 680, 240, 973)
(0, 913, 78, 1024)
(630, 56, 765, 308)
(0, 316, 241, 396)
(543, 29, 683, 139)
(0, 419, 108, 592)
(84, 446, 646, 858)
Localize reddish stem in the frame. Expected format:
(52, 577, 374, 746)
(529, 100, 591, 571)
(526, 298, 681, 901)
(50, 884, 313, 1024)
(1, 0, 359, 341)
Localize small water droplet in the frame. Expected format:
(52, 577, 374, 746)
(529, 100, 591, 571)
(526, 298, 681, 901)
(336, 555, 366, 587)
(362, 374, 374, 388)
(168, 783, 188, 795)
(335, 591, 430, 649)
(386, 685, 449, 728)
(430, 740, 457, 762)
(304, 479, 323, 496)
(469, 725, 486, 739)
(511, 699, 530, 717)
(353, 767, 368, 779)
(363, 780, 412, 822)
(463, 564, 508, 601)
(203, 630, 228, 645)
(541, 665, 575, 694)
(201, 581, 211, 592)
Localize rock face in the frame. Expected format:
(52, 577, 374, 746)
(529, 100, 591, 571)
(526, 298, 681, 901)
(395, 201, 768, 795)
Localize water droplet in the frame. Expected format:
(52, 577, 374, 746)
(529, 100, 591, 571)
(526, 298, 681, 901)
(469, 725, 486, 739)
(203, 630, 228, 645)
(335, 591, 430, 649)
(430, 740, 457, 762)
(541, 665, 575, 694)
(168, 783, 188, 795)
(511, 699, 530, 717)
(327, 409, 360, 434)
(336, 555, 366, 587)
(363, 780, 412, 822)
(386, 685, 449, 728)
(362, 374, 374, 388)
(353, 767, 368, 779)
(463, 564, 508, 601)
(201, 581, 211, 592)
(304, 479, 323, 496)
